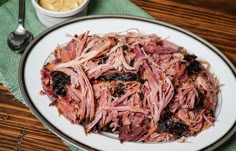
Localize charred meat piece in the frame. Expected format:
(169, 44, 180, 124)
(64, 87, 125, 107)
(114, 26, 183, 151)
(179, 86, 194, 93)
(158, 112, 188, 138)
(194, 97, 204, 110)
(138, 92, 144, 101)
(158, 120, 188, 138)
(51, 71, 70, 96)
(116, 83, 125, 95)
(159, 111, 174, 122)
(194, 90, 207, 110)
(187, 61, 201, 75)
(184, 55, 201, 75)
(97, 72, 145, 83)
(184, 54, 197, 61)
(122, 45, 129, 50)
(110, 83, 125, 97)
(158, 120, 188, 134)
(195, 93, 204, 110)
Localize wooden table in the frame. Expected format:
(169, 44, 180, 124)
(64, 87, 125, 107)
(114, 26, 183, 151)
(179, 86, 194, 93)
(0, 0, 235, 150)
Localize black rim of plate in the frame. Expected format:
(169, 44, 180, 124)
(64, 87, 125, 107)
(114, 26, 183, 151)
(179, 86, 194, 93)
(19, 15, 236, 151)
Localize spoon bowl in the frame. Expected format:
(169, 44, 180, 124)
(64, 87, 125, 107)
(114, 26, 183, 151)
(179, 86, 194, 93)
(7, 0, 33, 53)
(7, 24, 33, 52)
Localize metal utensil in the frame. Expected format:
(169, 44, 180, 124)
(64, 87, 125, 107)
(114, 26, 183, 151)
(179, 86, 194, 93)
(7, 0, 33, 52)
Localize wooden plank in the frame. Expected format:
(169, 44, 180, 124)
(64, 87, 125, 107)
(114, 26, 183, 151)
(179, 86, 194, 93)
(171, 0, 236, 15)
(0, 96, 70, 150)
(0, 133, 68, 151)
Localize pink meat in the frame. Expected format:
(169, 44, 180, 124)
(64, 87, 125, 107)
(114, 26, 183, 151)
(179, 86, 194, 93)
(41, 30, 219, 143)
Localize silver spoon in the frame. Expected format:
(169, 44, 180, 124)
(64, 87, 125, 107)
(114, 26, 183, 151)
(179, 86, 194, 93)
(7, 0, 33, 52)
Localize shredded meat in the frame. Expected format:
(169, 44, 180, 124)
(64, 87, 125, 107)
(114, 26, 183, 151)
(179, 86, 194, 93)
(41, 30, 219, 143)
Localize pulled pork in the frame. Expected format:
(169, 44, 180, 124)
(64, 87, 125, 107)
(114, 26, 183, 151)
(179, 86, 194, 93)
(41, 30, 219, 143)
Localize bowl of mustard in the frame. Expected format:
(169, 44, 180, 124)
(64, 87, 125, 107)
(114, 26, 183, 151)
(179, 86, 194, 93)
(32, 0, 90, 27)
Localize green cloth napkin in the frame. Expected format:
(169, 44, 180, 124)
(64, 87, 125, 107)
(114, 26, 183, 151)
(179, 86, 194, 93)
(0, 0, 234, 150)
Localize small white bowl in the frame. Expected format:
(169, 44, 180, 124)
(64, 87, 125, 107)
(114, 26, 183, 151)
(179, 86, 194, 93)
(31, 0, 90, 27)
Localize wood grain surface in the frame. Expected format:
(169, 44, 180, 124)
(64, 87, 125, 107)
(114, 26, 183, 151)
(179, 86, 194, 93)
(0, 0, 235, 150)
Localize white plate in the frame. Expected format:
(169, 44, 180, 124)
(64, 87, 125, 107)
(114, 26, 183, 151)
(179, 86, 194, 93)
(19, 15, 236, 151)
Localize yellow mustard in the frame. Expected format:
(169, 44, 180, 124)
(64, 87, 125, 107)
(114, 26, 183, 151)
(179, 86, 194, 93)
(39, 0, 83, 12)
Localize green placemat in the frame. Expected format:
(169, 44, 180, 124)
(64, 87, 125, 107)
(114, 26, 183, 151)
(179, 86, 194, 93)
(0, 0, 234, 150)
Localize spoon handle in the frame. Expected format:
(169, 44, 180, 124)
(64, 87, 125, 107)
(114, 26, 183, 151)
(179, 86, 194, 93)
(18, 0, 25, 25)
